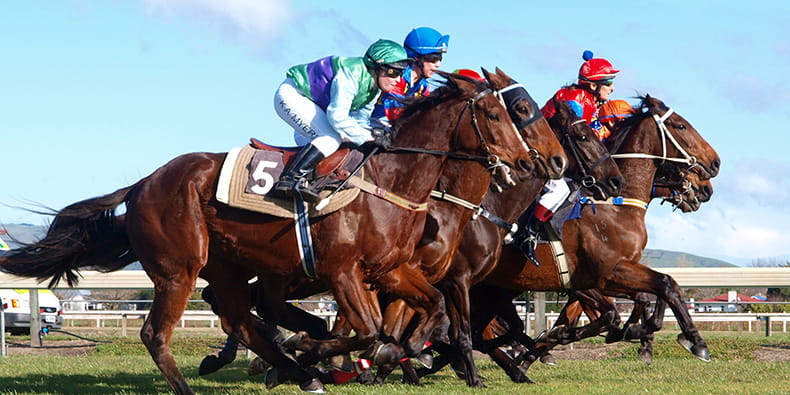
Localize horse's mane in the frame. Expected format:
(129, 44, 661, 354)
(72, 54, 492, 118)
(605, 95, 667, 153)
(391, 72, 487, 131)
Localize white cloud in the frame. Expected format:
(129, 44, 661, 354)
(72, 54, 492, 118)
(646, 158, 790, 264)
(140, 0, 294, 53)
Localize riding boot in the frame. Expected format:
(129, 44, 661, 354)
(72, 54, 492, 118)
(271, 144, 325, 203)
(521, 215, 543, 267)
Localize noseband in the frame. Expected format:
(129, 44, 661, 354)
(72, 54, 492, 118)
(561, 119, 611, 188)
(388, 86, 525, 173)
(610, 108, 704, 176)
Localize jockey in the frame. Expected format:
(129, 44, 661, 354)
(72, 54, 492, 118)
(541, 50, 620, 141)
(373, 27, 449, 121)
(271, 39, 412, 203)
(521, 51, 622, 265)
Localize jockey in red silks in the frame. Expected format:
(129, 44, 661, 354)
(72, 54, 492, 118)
(520, 50, 623, 265)
(372, 27, 450, 122)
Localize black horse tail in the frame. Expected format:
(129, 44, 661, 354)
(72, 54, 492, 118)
(0, 183, 141, 288)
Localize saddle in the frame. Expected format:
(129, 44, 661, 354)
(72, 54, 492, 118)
(215, 139, 365, 218)
(249, 137, 360, 184)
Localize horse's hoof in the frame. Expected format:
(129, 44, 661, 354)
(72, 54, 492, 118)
(247, 356, 271, 376)
(359, 340, 385, 364)
(264, 368, 281, 389)
(623, 323, 643, 340)
(638, 348, 653, 366)
(299, 378, 326, 393)
(676, 333, 693, 353)
(416, 351, 434, 369)
(356, 370, 375, 385)
(198, 355, 228, 376)
(692, 344, 711, 362)
(360, 341, 402, 365)
(605, 328, 624, 343)
(539, 352, 557, 366)
(324, 353, 353, 372)
(282, 331, 309, 350)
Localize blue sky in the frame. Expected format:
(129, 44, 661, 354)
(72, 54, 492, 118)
(1, 1, 788, 265)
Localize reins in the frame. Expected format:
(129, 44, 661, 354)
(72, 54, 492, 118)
(561, 119, 611, 188)
(384, 88, 511, 171)
(610, 108, 699, 172)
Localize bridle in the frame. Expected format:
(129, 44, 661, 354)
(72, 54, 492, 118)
(560, 118, 612, 188)
(609, 108, 706, 177)
(386, 84, 530, 177)
(493, 82, 552, 177)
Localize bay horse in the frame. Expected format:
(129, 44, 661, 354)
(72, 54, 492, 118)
(0, 73, 534, 394)
(197, 67, 571, 380)
(468, 167, 714, 375)
(464, 96, 719, 382)
(367, 87, 626, 387)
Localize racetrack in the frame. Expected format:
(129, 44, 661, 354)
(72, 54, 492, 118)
(2, 332, 789, 394)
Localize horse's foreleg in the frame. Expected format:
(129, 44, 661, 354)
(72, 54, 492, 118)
(439, 275, 484, 387)
(295, 267, 382, 365)
(372, 265, 449, 369)
(608, 262, 709, 362)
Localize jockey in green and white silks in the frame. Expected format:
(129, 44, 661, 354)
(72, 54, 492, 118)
(271, 39, 411, 203)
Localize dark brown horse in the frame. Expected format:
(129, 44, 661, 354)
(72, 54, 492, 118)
(468, 96, 719, 382)
(0, 73, 535, 394)
(367, 87, 626, 387)
(198, 67, 571, 380)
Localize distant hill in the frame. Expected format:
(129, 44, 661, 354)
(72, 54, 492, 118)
(1, 223, 738, 268)
(641, 249, 737, 268)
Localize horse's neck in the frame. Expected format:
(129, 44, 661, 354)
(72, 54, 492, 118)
(437, 160, 492, 203)
(365, 152, 445, 202)
(616, 158, 656, 203)
(483, 176, 545, 222)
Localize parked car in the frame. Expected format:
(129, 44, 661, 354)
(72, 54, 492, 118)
(1, 289, 63, 335)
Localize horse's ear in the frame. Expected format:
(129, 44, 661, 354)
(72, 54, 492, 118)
(481, 68, 493, 83)
(495, 67, 512, 82)
(643, 95, 667, 114)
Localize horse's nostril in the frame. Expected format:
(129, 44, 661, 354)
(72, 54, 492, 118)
(609, 175, 624, 193)
(550, 155, 567, 176)
(517, 158, 534, 174)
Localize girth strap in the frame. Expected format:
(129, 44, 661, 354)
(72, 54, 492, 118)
(430, 190, 519, 236)
(348, 176, 429, 211)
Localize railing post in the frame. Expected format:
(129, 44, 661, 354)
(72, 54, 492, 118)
(534, 292, 547, 336)
(121, 314, 128, 337)
(29, 290, 42, 348)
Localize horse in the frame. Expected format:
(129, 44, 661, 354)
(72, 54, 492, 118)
(198, 67, 571, 380)
(460, 96, 719, 383)
(0, 72, 535, 394)
(365, 88, 626, 387)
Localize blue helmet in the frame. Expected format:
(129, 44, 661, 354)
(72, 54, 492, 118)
(403, 27, 449, 58)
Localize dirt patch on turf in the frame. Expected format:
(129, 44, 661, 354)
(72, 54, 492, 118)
(3, 339, 97, 356)
(5, 339, 790, 362)
(753, 344, 790, 362)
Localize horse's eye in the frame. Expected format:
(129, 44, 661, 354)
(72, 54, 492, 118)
(676, 124, 687, 130)
(487, 113, 500, 122)
(577, 134, 589, 141)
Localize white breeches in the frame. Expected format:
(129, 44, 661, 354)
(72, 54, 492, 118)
(273, 78, 340, 156)
(538, 178, 572, 212)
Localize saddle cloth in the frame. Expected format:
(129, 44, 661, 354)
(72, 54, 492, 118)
(216, 145, 361, 218)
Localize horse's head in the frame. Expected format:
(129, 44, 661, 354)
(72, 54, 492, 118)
(430, 70, 535, 189)
(482, 67, 567, 179)
(634, 96, 721, 180)
(549, 99, 624, 200)
(653, 165, 713, 212)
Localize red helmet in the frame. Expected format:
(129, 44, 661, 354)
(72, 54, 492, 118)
(453, 68, 485, 81)
(578, 50, 619, 83)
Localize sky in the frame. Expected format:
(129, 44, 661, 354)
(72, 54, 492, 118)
(0, 1, 788, 266)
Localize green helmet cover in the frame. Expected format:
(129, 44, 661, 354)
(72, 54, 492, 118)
(363, 39, 411, 70)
